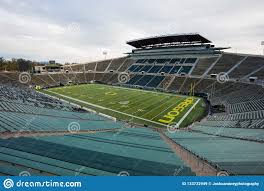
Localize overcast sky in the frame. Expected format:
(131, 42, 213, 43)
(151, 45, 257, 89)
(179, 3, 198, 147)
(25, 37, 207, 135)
(0, 0, 263, 63)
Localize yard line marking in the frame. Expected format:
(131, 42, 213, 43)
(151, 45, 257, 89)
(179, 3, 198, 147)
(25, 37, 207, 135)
(177, 99, 200, 127)
(98, 84, 188, 98)
(149, 97, 185, 120)
(102, 88, 148, 108)
(111, 91, 149, 110)
(130, 95, 171, 116)
(141, 96, 175, 118)
(121, 93, 165, 113)
(46, 90, 168, 127)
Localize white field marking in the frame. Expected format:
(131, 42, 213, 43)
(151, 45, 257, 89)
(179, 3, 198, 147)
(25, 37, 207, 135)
(137, 96, 173, 117)
(103, 91, 143, 110)
(117, 88, 183, 113)
(98, 112, 116, 121)
(55, 84, 185, 112)
(90, 84, 188, 99)
(47, 90, 168, 127)
(96, 87, 145, 108)
(120, 89, 182, 114)
(113, 91, 151, 111)
(121, 92, 164, 113)
(177, 99, 201, 127)
(149, 97, 185, 120)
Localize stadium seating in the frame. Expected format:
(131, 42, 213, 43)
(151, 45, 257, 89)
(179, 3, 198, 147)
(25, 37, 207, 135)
(100, 73, 115, 84)
(194, 120, 264, 133)
(0, 140, 116, 176)
(157, 76, 172, 89)
(1, 45, 264, 176)
(253, 67, 264, 80)
(94, 73, 105, 81)
(117, 58, 135, 72)
(134, 75, 154, 86)
(84, 62, 97, 71)
(96, 60, 112, 72)
(166, 131, 264, 175)
(107, 57, 127, 71)
(126, 75, 143, 85)
(0, 128, 195, 175)
(85, 73, 95, 82)
(167, 77, 186, 92)
(0, 84, 72, 109)
(191, 57, 218, 76)
(229, 56, 264, 78)
(208, 53, 245, 75)
(146, 76, 165, 88)
(0, 111, 121, 133)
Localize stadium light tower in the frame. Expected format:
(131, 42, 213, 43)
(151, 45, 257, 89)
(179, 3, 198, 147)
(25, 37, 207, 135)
(102, 50, 108, 60)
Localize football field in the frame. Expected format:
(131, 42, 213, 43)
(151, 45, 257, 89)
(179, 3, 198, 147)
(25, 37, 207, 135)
(43, 84, 206, 128)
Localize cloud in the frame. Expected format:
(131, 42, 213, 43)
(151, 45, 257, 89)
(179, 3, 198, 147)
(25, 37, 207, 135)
(0, 0, 263, 63)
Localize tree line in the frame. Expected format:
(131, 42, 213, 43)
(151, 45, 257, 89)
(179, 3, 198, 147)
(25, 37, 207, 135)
(0, 57, 37, 72)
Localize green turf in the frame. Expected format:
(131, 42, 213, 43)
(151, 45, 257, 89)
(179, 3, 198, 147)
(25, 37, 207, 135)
(43, 84, 206, 128)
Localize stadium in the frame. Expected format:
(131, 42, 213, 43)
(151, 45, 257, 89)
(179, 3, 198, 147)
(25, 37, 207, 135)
(0, 33, 264, 176)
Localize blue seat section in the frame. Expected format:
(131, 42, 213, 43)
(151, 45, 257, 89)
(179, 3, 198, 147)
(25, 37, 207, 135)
(133, 65, 144, 72)
(127, 65, 138, 72)
(127, 58, 195, 74)
(169, 66, 182, 74)
(191, 125, 264, 141)
(178, 66, 192, 74)
(126, 75, 143, 85)
(169, 66, 193, 74)
(147, 59, 156, 64)
(146, 76, 165, 88)
(134, 75, 154, 86)
(169, 58, 181, 64)
(138, 65, 153, 72)
(160, 65, 173, 73)
(148, 66, 163, 73)
(166, 131, 264, 175)
(136, 59, 145, 63)
(180, 58, 186, 64)
(0, 111, 123, 132)
(0, 127, 194, 175)
(185, 58, 197, 64)
(156, 59, 170, 64)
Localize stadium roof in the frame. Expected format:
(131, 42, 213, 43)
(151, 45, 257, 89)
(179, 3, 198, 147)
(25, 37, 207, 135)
(127, 33, 211, 48)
